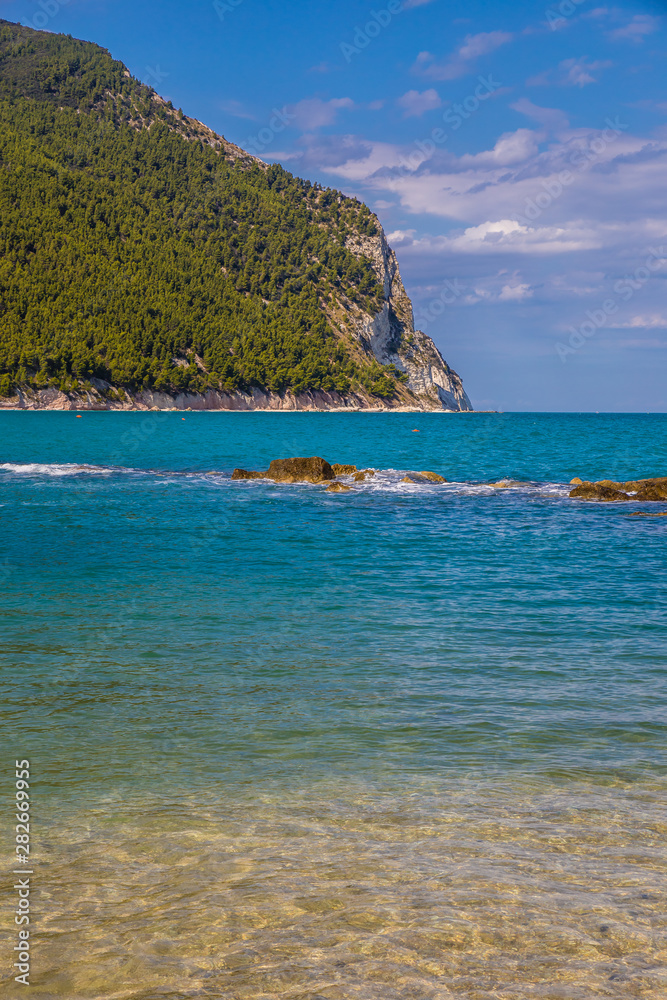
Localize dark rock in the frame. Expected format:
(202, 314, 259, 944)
(325, 482, 352, 492)
(266, 456, 334, 483)
(595, 475, 667, 491)
(231, 468, 264, 480)
(569, 482, 629, 501)
(634, 483, 667, 501)
(331, 464, 357, 475)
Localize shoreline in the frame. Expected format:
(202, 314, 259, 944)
(0, 382, 475, 414)
(0, 405, 496, 414)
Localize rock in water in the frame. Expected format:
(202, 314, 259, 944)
(569, 482, 629, 501)
(331, 464, 357, 475)
(326, 482, 352, 492)
(570, 477, 583, 485)
(634, 483, 667, 501)
(231, 469, 264, 480)
(353, 470, 376, 482)
(418, 471, 447, 483)
(401, 475, 422, 484)
(266, 457, 335, 483)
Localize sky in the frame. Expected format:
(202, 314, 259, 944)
(3, 0, 667, 410)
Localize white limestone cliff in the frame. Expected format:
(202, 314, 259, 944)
(345, 228, 472, 411)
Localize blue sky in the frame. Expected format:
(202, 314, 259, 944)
(4, 0, 667, 410)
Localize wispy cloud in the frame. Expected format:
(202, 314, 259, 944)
(529, 57, 612, 88)
(396, 88, 442, 118)
(289, 97, 355, 130)
(413, 31, 513, 81)
(219, 99, 255, 120)
(609, 314, 667, 328)
(608, 14, 660, 42)
(498, 281, 534, 301)
(511, 98, 570, 131)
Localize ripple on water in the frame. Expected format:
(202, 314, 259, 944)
(3, 776, 666, 1000)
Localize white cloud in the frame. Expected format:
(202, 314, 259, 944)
(413, 31, 513, 81)
(529, 58, 612, 88)
(407, 221, 601, 255)
(396, 88, 442, 118)
(610, 314, 667, 328)
(459, 129, 541, 167)
(609, 14, 660, 42)
(499, 282, 534, 301)
(562, 57, 611, 87)
(386, 229, 416, 246)
(289, 97, 354, 130)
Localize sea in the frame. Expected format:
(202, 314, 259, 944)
(1, 411, 666, 1000)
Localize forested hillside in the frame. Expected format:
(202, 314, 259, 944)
(0, 20, 469, 409)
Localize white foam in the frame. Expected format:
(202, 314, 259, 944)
(0, 462, 113, 477)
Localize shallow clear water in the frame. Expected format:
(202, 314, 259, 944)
(1, 412, 666, 998)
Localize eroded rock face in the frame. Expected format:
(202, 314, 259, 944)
(634, 483, 667, 501)
(595, 476, 667, 491)
(345, 228, 472, 411)
(331, 464, 357, 475)
(569, 483, 629, 501)
(570, 475, 667, 502)
(266, 457, 335, 483)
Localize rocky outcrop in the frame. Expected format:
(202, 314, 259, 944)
(231, 469, 264, 480)
(230, 457, 336, 483)
(635, 483, 667, 501)
(569, 483, 630, 501)
(266, 457, 335, 483)
(400, 471, 448, 484)
(569, 476, 667, 502)
(345, 228, 472, 412)
(325, 482, 352, 493)
(331, 464, 357, 475)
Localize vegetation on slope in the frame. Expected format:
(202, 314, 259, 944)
(0, 20, 405, 401)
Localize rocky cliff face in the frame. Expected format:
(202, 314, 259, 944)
(345, 229, 472, 411)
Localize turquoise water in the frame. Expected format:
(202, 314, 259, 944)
(1, 412, 666, 999)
